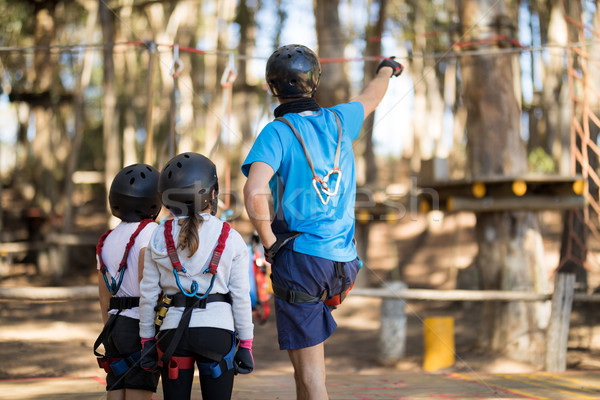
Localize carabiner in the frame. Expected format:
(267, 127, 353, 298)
(170, 44, 184, 77)
(174, 269, 199, 297)
(312, 178, 331, 205)
(322, 168, 342, 197)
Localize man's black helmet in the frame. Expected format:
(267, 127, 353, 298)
(159, 152, 219, 217)
(109, 164, 161, 222)
(266, 44, 321, 98)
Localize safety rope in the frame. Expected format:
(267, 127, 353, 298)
(275, 112, 343, 205)
(1, 38, 597, 60)
(220, 54, 237, 211)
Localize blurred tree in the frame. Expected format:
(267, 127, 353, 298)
(458, 0, 548, 366)
(315, 0, 349, 108)
(361, 0, 386, 185)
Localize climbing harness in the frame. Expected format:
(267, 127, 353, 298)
(96, 218, 154, 295)
(157, 219, 236, 379)
(271, 259, 362, 307)
(275, 112, 343, 205)
(157, 331, 236, 380)
(164, 219, 229, 299)
(94, 218, 153, 375)
(94, 297, 144, 375)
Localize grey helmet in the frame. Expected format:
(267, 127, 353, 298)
(109, 164, 161, 222)
(266, 44, 321, 98)
(159, 152, 219, 216)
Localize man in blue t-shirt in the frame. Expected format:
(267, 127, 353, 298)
(242, 44, 402, 399)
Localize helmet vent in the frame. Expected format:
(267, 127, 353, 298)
(177, 162, 183, 168)
(168, 171, 172, 178)
(125, 170, 133, 175)
(145, 166, 152, 172)
(198, 189, 206, 195)
(129, 178, 135, 185)
(290, 79, 297, 86)
(287, 54, 292, 58)
(140, 172, 146, 179)
(184, 154, 190, 159)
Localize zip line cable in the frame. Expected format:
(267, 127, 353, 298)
(0, 38, 598, 60)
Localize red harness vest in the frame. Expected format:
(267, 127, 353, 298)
(96, 218, 154, 295)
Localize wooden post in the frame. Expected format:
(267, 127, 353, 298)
(545, 272, 575, 372)
(378, 281, 407, 364)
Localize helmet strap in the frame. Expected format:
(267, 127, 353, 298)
(274, 97, 320, 118)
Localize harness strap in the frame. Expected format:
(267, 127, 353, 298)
(275, 113, 342, 182)
(97, 218, 154, 295)
(170, 292, 232, 308)
(93, 313, 119, 357)
(208, 223, 230, 275)
(157, 335, 236, 380)
(271, 261, 355, 306)
(109, 296, 140, 310)
(94, 297, 142, 358)
(275, 112, 343, 205)
(271, 277, 326, 304)
(163, 219, 231, 274)
(96, 229, 112, 273)
(164, 219, 183, 271)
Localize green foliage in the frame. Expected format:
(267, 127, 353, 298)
(528, 146, 556, 173)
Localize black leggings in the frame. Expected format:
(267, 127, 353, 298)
(158, 327, 235, 400)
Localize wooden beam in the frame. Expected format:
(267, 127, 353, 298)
(0, 285, 97, 301)
(545, 273, 576, 372)
(446, 194, 586, 212)
(351, 287, 600, 302)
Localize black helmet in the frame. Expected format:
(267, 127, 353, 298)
(109, 164, 161, 222)
(159, 152, 219, 216)
(266, 44, 321, 98)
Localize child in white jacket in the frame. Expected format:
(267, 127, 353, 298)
(138, 152, 254, 400)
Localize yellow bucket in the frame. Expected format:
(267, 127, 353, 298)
(423, 316, 455, 372)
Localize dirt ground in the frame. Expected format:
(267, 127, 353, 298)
(1, 210, 600, 380)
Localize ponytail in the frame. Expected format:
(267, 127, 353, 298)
(178, 213, 204, 256)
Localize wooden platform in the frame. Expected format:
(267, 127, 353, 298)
(2, 371, 600, 400)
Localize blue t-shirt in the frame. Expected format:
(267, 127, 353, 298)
(242, 101, 364, 262)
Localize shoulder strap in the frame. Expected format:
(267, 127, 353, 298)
(164, 219, 230, 275)
(208, 222, 230, 275)
(164, 219, 184, 272)
(96, 229, 113, 273)
(275, 113, 343, 177)
(98, 219, 154, 295)
(118, 218, 153, 271)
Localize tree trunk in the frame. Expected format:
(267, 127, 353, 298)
(361, 0, 386, 185)
(100, 0, 120, 227)
(459, 0, 548, 366)
(314, 0, 349, 108)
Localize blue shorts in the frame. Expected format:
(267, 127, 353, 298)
(271, 248, 361, 350)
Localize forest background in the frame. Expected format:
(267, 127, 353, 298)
(1, 0, 600, 374)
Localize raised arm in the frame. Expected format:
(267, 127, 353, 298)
(352, 57, 403, 119)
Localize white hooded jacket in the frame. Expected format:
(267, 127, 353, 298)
(139, 213, 253, 340)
